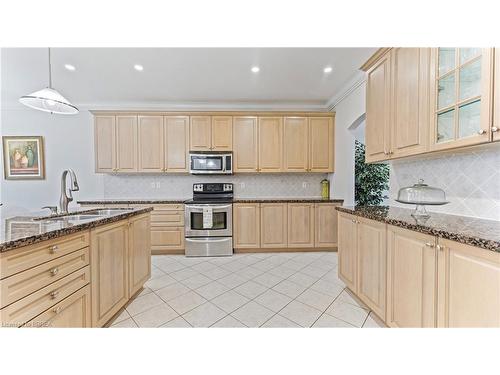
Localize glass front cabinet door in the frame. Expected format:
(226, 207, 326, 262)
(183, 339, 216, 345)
(430, 48, 493, 150)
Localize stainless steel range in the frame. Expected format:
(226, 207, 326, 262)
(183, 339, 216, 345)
(184, 183, 233, 257)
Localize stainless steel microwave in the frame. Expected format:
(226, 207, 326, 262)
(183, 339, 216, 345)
(189, 152, 233, 175)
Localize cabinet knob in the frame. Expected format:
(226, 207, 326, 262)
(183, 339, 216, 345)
(492, 126, 499, 133)
(53, 306, 62, 314)
(50, 267, 59, 276)
(478, 129, 486, 135)
(436, 245, 444, 252)
(50, 245, 58, 254)
(425, 242, 435, 248)
(50, 291, 59, 299)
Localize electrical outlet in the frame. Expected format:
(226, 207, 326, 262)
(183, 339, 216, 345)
(240, 182, 245, 189)
(151, 182, 155, 189)
(156, 182, 161, 188)
(302, 182, 307, 189)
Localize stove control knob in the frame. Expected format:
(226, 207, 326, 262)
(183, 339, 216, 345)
(224, 184, 232, 191)
(194, 184, 203, 192)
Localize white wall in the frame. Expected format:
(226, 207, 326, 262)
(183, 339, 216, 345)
(329, 81, 366, 206)
(0, 106, 104, 212)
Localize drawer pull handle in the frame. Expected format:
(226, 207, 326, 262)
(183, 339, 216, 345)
(53, 306, 62, 314)
(50, 245, 59, 254)
(436, 245, 444, 251)
(50, 267, 59, 276)
(425, 242, 435, 248)
(50, 291, 59, 299)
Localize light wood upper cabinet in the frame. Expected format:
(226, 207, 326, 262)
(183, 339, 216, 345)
(165, 116, 189, 172)
(138, 116, 164, 172)
(258, 117, 283, 172)
(115, 116, 138, 172)
(314, 203, 339, 248)
(430, 48, 493, 150)
(437, 238, 500, 328)
(391, 48, 430, 158)
(387, 225, 437, 328)
(190, 116, 212, 151)
(493, 48, 500, 142)
(284, 117, 308, 172)
(233, 203, 260, 249)
(233, 116, 258, 172)
(212, 116, 233, 151)
(90, 221, 129, 327)
(366, 52, 392, 163)
(128, 213, 151, 297)
(95, 116, 116, 173)
(260, 204, 287, 248)
(309, 117, 334, 172)
(287, 203, 314, 248)
(337, 212, 358, 291)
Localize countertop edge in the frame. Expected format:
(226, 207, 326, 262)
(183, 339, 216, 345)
(78, 198, 345, 204)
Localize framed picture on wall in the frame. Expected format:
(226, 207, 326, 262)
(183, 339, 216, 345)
(2, 136, 45, 180)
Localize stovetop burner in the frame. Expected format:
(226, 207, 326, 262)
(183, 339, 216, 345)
(186, 182, 234, 205)
(184, 198, 234, 205)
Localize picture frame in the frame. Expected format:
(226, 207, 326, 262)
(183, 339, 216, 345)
(2, 136, 45, 180)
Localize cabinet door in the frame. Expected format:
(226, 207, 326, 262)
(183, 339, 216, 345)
(309, 117, 334, 172)
(233, 203, 260, 248)
(283, 117, 308, 172)
(95, 116, 116, 172)
(287, 203, 314, 248)
(437, 238, 500, 327)
(29, 285, 91, 328)
(138, 116, 164, 172)
(387, 226, 437, 328)
(391, 48, 430, 158)
(314, 203, 340, 248)
(337, 212, 357, 291)
(190, 116, 212, 151)
(90, 221, 129, 327)
(430, 48, 493, 150)
(366, 52, 392, 162)
(258, 117, 283, 172)
(260, 204, 287, 248)
(129, 214, 151, 296)
(233, 117, 258, 172)
(151, 227, 185, 254)
(212, 116, 233, 151)
(165, 116, 189, 172)
(493, 48, 500, 142)
(357, 217, 387, 320)
(116, 115, 138, 172)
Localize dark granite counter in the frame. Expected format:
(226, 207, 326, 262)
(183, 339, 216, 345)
(78, 199, 186, 205)
(0, 207, 153, 253)
(78, 198, 344, 204)
(336, 206, 500, 253)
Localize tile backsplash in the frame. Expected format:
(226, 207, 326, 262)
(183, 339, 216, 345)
(389, 146, 500, 221)
(104, 173, 327, 199)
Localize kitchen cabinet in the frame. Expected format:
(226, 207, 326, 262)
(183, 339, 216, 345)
(233, 116, 259, 172)
(387, 226, 437, 328)
(437, 238, 500, 328)
(90, 221, 129, 327)
(258, 117, 283, 172)
(430, 48, 493, 151)
(287, 203, 314, 248)
(128, 213, 151, 296)
(309, 117, 334, 172)
(284, 117, 308, 172)
(190, 116, 233, 151)
(233, 203, 260, 249)
(138, 115, 164, 172)
(493, 48, 500, 142)
(260, 203, 287, 248)
(211, 116, 233, 151)
(116, 116, 138, 172)
(337, 212, 358, 291)
(164, 116, 189, 172)
(95, 116, 116, 173)
(314, 203, 340, 248)
(190, 116, 212, 151)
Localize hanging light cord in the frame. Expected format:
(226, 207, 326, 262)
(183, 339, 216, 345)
(48, 47, 52, 88)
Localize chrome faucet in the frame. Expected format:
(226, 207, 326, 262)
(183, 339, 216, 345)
(59, 169, 79, 214)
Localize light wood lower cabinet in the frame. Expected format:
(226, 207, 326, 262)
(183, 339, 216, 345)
(437, 238, 500, 328)
(287, 203, 315, 248)
(234, 203, 260, 249)
(494, 48, 500, 142)
(260, 204, 287, 248)
(337, 212, 358, 291)
(387, 226, 437, 328)
(90, 221, 129, 327)
(314, 203, 340, 248)
(128, 214, 151, 296)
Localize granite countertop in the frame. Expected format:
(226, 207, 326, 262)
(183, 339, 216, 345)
(234, 198, 344, 204)
(78, 199, 186, 204)
(336, 206, 500, 253)
(0, 207, 153, 253)
(78, 198, 344, 204)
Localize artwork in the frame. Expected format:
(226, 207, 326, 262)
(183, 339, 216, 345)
(2, 136, 45, 180)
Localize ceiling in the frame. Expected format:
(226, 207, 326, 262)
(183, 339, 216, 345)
(1, 48, 377, 109)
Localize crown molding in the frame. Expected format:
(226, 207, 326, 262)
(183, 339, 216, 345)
(325, 71, 366, 111)
(360, 48, 392, 71)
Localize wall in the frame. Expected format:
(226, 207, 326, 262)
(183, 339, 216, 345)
(389, 145, 500, 221)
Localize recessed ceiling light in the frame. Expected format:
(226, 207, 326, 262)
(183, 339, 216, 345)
(64, 64, 76, 71)
(134, 64, 144, 71)
(323, 66, 333, 73)
(251, 66, 260, 73)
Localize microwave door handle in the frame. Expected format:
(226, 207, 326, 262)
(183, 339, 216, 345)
(222, 156, 226, 173)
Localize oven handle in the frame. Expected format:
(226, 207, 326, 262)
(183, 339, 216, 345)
(186, 204, 232, 210)
(185, 238, 231, 243)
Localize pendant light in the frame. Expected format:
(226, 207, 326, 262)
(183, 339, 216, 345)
(19, 48, 79, 115)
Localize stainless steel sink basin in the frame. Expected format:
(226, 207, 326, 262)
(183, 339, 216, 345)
(83, 208, 134, 216)
(33, 208, 133, 222)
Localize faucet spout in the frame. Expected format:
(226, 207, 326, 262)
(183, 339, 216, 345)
(59, 169, 80, 214)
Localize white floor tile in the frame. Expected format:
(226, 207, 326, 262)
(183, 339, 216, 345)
(267, 265, 297, 279)
(253, 272, 284, 288)
(200, 266, 232, 280)
(211, 315, 247, 328)
(221, 260, 247, 272)
(300, 265, 329, 278)
(231, 301, 275, 327)
(281, 260, 307, 271)
(252, 260, 277, 272)
(181, 274, 212, 289)
(312, 314, 356, 328)
(126, 292, 165, 316)
(325, 301, 369, 327)
(336, 289, 370, 310)
(262, 314, 301, 328)
(217, 273, 247, 289)
(272, 279, 307, 299)
(286, 272, 317, 288)
(211, 290, 250, 313)
(155, 282, 191, 302)
(145, 274, 177, 291)
(160, 316, 192, 328)
(156, 261, 187, 273)
(278, 300, 322, 327)
(362, 312, 387, 328)
(167, 291, 207, 315)
(190, 262, 217, 273)
(133, 304, 179, 328)
(110, 309, 130, 325)
(169, 267, 199, 281)
(195, 281, 230, 300)
(296, 288, 336, 312)
(237, 266, 264, 280)
(310, 279, 344, 298)
(182, 302, 227, 327)
(233, 281, 268, 299)
(110, 318, 138, 328)
(254, 289, 292, 313)
(150, 266, 167, 279)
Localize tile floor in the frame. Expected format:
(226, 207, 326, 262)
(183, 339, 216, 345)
(110, 251, 386, 328)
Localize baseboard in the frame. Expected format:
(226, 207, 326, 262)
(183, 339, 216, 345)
(151, 249, 185, 255)
(235, 247, 337, 253)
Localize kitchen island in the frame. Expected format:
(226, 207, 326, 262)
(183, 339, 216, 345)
(0, 206, 153, 328)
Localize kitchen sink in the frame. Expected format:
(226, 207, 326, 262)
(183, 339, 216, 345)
(33, 208, 133, 222)
(83, 208, 134, 216)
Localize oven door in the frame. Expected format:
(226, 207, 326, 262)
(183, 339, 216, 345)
(185, 204, 233, 237)
(190, 154, 229, 174)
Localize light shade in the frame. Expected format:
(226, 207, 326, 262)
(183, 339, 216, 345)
(19, 87, 79, 115)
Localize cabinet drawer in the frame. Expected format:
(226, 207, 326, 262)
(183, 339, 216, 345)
(0, 266, 90, 327)
(23, 285, 91, 328)
(151, 227, 184, 251)
(0, 248, 89, 308)
(0, 232, 90, 279)
(151, 211, 184, 226)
